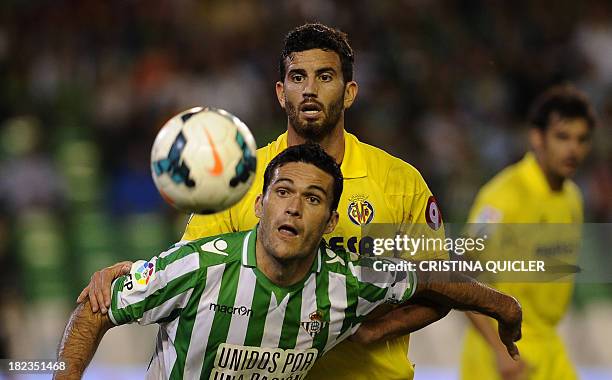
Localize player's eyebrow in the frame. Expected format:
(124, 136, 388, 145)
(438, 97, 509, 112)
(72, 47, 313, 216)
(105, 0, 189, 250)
(274, 178, 328, 196)
(274, 177, 295, 185)
(287, 67, 337, 76)
(305, 184, 328, 197)
(287, 68, 307, 76)
(315, 67, 337, 76)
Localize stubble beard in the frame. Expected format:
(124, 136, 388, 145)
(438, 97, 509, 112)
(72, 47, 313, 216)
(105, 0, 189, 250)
(285, 95, 345, 142)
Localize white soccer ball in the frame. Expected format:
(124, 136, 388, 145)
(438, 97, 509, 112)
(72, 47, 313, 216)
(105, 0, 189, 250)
(151, 107, 257, 214)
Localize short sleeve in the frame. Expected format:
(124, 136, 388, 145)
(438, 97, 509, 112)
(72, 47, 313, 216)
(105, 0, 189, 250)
(351, 257, 418, 318)
(108, 244, 201, 326)
(402, 178, 448, 261)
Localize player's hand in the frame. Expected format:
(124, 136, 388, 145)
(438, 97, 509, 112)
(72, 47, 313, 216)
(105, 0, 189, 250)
(76, 261, 132, 314)
(497, 297, 522, 360)
(495, 350, 528, 380)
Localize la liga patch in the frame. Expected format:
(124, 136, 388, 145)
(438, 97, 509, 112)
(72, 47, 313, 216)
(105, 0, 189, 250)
(134, 261, 155, 285)
(425, 196, 442, 230)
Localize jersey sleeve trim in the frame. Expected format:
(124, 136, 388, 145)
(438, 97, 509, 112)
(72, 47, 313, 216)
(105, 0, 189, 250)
(110, 251, 200, 325)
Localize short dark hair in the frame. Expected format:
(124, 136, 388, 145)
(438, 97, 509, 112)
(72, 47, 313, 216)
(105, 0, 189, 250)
(263, 143, 343, 212)
(528, 84, 597, 131)
(279, 23, 354, 83)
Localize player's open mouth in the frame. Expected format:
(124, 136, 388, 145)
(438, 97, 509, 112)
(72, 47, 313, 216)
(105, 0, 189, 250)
(278, 224, 299, 237)
(563, 159, 578, 169)
(300, 102, 322, 118)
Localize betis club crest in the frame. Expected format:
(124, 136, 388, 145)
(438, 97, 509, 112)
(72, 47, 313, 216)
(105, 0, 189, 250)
(347, 194, 374, 226)
(301, 311, 327, 337)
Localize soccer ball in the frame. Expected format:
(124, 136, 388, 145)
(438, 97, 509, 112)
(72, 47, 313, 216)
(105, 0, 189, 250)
(151, 107, 257, 214)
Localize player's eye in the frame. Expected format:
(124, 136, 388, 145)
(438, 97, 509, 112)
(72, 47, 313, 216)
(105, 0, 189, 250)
(291, 74, 304, 83)
(276, 188, 289, 197)
(306, 196, 321, 204)
(320, 73, 333, 82)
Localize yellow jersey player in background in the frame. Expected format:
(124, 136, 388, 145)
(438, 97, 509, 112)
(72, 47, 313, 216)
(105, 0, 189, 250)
(79, 23, 448, 380)
(460, 85, 596, 380)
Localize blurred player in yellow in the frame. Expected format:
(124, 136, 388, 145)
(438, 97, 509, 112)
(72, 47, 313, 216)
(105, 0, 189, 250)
(460, 85, 596, 380)
(79, 23, 448, 380)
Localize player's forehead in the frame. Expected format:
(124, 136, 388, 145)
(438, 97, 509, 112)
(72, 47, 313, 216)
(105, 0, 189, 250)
(270, 162, 333, 193)
(284, 49, 341, 74)
(547, 115, 591, 136)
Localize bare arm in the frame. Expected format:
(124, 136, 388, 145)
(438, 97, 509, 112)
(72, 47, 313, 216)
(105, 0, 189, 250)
(350, 301, 450, 345)
(467, 311, 528, 379)
(353, 270, 521, 358)
(414, 270, 522, 358)
(54, 300, 114, 379)
(415, 271, 518, 322)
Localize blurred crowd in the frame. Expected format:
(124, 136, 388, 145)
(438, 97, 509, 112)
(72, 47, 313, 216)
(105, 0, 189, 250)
(0, 0, 610, 361)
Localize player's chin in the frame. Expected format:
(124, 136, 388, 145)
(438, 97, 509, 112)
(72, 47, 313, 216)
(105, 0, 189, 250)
(271, 247, 303, 261)
(298, 117, 324, 129)
(557, 165, 577, 178)
(271, 235, 301, 252)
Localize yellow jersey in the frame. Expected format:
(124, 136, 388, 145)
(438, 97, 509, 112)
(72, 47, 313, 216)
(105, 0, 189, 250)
(183, 130, 446, 380)
(461, 152, 583, 380)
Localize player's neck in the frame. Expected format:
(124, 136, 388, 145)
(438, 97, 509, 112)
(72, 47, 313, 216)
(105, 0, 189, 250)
(533, 152, 565, 191)
(287, 124, 345, 165)
(543, 171, 564, 192)
(255, 239, 316, 287)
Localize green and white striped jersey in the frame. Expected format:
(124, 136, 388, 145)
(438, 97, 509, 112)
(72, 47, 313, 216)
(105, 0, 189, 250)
(109, 227, 417, 380)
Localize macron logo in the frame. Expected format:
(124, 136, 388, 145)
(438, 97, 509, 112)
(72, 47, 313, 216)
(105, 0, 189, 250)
(210, 303, 252, 317)
(201, 238, 229, 256)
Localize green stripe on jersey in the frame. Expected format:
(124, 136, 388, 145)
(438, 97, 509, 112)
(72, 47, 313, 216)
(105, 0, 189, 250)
(243, 280, 272, 347)
(169, 268, 207, 379)
(278, 289, 303, 349)
(201, 263, 241, 378)
(312, 267, 331, 354)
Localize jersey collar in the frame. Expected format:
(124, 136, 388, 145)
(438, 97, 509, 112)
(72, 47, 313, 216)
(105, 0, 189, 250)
(520, 152, 568, 195)
(271, 130, 367, 179)
(241, 225, 322, 273)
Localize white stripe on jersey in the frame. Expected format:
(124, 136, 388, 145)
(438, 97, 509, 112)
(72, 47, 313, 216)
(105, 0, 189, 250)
(260, 291, 290, 347)
(160, 242, 188, 259)
(295, 273, 317, 350)
(225, 266, 257, 345)
(138, 288, 193, 325)
(147, 317, 181, 380)
(120, 253, 200, 308)
(356, 296, 379, 318)
(324, 272, 347, 353)
(241, 231, 252, 265)
(184, 263, 225, 379)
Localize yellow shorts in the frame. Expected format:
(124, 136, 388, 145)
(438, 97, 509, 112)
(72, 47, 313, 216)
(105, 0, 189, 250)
(306, 336, 414, 380)
(461, 327, 577, 380)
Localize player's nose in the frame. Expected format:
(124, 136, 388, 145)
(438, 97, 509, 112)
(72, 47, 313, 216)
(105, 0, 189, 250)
(302, 77, 318, 97)
(285, 196, 302, 217)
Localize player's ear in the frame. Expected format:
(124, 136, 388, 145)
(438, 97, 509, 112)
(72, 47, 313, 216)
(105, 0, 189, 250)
(275, 81, 286, 109)
(529, 128, 544, 151)
(343, 81, 358, 109)
(254, 194, 264, 219)
(324, 210, 339, 234)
